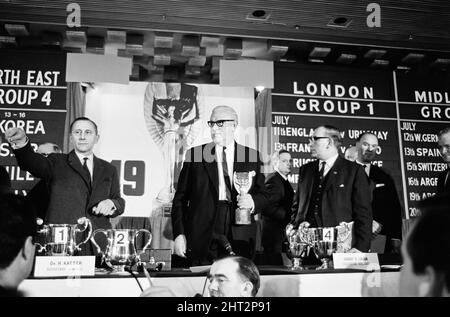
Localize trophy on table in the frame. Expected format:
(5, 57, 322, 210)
(35, 217, 93, 256)
(287, 227, 310, 270)
(311, 227, 339, 270)
(91, 228, 152, 273)
(233, 171, 255, 225)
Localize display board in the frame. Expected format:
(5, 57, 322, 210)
(0, 50, 67, 195)
(272, 63, 450, 219)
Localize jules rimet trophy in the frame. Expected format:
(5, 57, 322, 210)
(233, 171, 255, 225)
(36, 217, 92, 256)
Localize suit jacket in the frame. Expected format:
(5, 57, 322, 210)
(13, 143, 125, 244)
(437, 168, 450, 194)
(262, 172, 294, 254)
(172, 142, 267, 261)
(369, 165, 403, 241)
(291, 156, 372, 252)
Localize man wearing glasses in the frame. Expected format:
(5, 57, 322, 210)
(172, 105, 268, 265)
(4, 117, 125, 256)
(288, 125, 372, 253)
(355, 133, 402, 254)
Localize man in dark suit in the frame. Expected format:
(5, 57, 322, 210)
(288, 125, 372, 252)
(172, 105, 267, 265)
(355, 132, 403, 253)
(26, 142, 62, 219)
(261, 150, 294, 265)
(5, 117, 125, 256)
(437, 127, 450, 194)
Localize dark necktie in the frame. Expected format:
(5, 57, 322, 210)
(319, 161, 326, 180)
(83, 157, 92, 185)
(222, 147, 232, 201)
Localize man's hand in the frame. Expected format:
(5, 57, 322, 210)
(372, 220, 383, 238)
(174, 234, 187, 258)
(5, 127, 28, 149)
(92, 199, 116, 216)
(237, 192, 255, 211)
(347, 248, 362, 253)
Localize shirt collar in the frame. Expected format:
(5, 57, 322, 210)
(75, 151, 94, 164)
(321, 153, 339, 168)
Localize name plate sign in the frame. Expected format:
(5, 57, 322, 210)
(333, 253, 380, 271)
(34, 256, 96, 277)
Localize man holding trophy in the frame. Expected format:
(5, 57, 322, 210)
(288, 125, 372, 256)
(4, 117, 125, 257)
(172, 105, 268, 265)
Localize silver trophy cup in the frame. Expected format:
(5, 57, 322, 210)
(233, 171, 254, 225)
(311, 227, 339, 270)
(91, 229, 152, 272)
(36, 217, 93, 256)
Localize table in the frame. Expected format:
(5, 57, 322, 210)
(19, 267, 400, 297)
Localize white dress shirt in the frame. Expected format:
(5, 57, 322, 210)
(356, 159, 371, 176)
(75, 152, 94, 181)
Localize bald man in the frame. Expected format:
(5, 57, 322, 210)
(172, 105, 268, 265)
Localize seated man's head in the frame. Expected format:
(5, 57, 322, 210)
(208, 256, 260, 297)
(0, 194, 37, 291)
(399, 194, 450, 297)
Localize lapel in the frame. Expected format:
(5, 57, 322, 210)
(303, 161, 318, 201)
(68, 150, 91, 190)
(204, 143, 219, 195)
(92, 156, 106, 190)
(324, 156, 342, 191)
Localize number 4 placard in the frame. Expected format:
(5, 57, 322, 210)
(323, 228, 334, 242)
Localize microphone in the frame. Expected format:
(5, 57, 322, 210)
(214, 234, 235, 255)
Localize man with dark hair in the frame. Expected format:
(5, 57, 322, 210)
(288, 125, 372, 253)
(4, 117, 125, 256)
(208, 255, 260, 297)
(436, 127, 450, 193)
(172, 106, 267, 265)
(0, 194, 37, 296)
(355, 132, 403, 253)
(399, 194, 450, 297)
(261, 150, 294, 265)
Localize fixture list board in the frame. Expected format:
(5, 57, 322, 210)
(0, 50, 67, 195)
(272, 63, 450, 219)
(396, 73, 450, 217)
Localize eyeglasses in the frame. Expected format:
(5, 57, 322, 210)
(207, 120, 235, 128)
(309, 136, 329, 143)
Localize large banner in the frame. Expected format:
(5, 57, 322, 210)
(0, 50, 67, 195)
(85, 82, 255, 217)
(272, 63, 450, 220)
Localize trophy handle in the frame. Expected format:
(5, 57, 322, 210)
(74, 217, 93, 251)
(35, 227, 49, 253)
(90, 229, 108, 255)
(135, 229, 152, 260)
